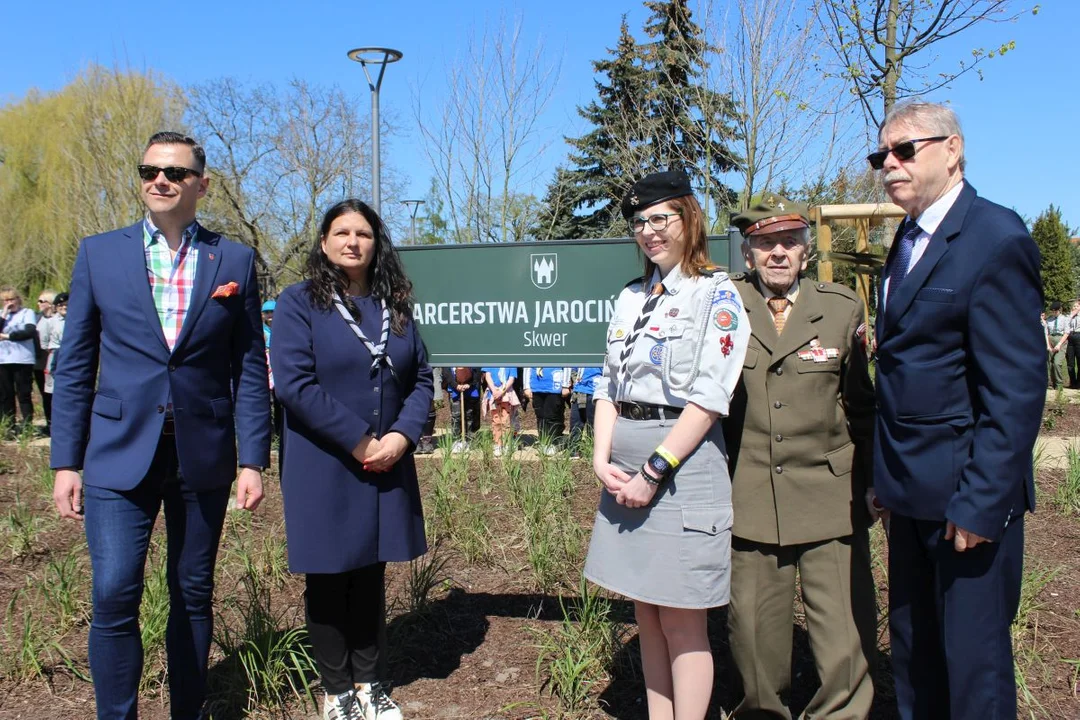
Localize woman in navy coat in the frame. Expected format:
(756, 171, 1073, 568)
(270, 198, 433, 720)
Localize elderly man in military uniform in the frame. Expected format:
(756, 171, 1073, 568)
(723, 196, 879, 719)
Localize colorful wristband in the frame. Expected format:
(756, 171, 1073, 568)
(655, 445, 680, 468)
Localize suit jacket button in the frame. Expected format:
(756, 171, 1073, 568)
(775, 465, 783, 474)
(373, 409, 379, 416)
(773, 401, 782, 409)
(775, 367, 783, 376)
(156, 405, 165, 413)
(168, 364, 176, 372)
(374, 386, 381, 393)
(775, 434, 783, 442)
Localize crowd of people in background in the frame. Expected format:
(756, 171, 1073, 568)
(0, 286, 68, 439)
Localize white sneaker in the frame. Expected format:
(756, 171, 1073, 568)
(451, 440, 468, 455)
(542, 445, 557, 456)
(493, 444, 503, 458)
(324, 689, 362, 720)
(356, 682, 403, 720)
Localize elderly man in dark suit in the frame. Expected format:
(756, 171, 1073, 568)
(51, 132, 270, 720)
(723, 196, 878, 719)
(870, 102, 1045, 719)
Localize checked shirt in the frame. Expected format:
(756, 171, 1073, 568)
(143, 216, 200, 351)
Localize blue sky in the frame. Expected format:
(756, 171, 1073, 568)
(2, 0, 1073, 230)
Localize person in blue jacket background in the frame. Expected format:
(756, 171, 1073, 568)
(523, 366, 570, 453)
(271, 199, 432, 720)
(568, 367, 602, 457)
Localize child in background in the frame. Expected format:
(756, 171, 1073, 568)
(482, 366, 519, 457)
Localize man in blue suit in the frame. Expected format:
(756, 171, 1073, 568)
(869, 102, 1044, 719)
(50, 132, 271, 720)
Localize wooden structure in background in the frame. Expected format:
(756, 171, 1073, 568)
(811, 203, 906, 321)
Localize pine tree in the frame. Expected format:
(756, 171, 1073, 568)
(535, 3, 741, 239)
(640, 0, 740, 212)
(1031, 204, 1075, 305)
(540, 18, 653, 238)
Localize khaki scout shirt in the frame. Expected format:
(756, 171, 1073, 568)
(723, 272, 875, 545)
(595, 264, 750, 416)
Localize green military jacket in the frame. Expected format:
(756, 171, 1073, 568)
(723, 272, 875, 545)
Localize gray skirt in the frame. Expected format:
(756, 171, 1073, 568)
(583, 416, 733, 609)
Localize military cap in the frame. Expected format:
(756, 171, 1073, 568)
(621, 170, 694, 218)
(53, 292, 69, 305)
(732, 193, 810, 237)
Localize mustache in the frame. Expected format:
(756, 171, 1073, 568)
(883, 171, 910, 184)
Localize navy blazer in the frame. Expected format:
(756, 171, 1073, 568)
(874, 182, 1046, 540)
(50, 222, 272, 490)
(270, 283, 433, 574)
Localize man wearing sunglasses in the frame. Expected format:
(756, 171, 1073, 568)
(871, 102, 1044, 720)
(50, 132, 271, 720)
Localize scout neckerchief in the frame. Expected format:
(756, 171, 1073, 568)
(617, 279, 666, 383)
(331, 291, 395, 377)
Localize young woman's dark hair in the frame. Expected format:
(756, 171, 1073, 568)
(305, 199, 414, 335)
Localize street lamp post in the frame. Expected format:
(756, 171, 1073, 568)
(347, 47, 402, 216)
(402, 200, 425, 244)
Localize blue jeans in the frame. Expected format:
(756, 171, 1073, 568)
(83, 435, 231, 720)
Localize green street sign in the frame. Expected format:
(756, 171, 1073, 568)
(399, 233, 740, 366)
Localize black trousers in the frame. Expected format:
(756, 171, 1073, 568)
(33, 368, 51, 429)
(532, 391, 566, 444)
(0, 363, 34, 428)
(1067, 333, 1080, 386)
(448, 393, 481, 440)
(305, 562, 387, 694)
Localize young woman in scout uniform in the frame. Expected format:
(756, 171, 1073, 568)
(583, 170, 750, 719)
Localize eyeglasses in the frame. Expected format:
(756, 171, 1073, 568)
(137, 164, 202, 183)
(629, 212, 682, 234)
(867, 136, 949, 170)
(37, 298, 50, 303)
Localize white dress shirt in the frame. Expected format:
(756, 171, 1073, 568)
(882, 180, 965, 308)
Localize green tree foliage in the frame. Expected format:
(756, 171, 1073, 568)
(536, 2, 740, 239)
(1032, 204, 1075, 305)
(0, 65, 183, 292)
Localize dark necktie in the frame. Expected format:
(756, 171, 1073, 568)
(886, 219, 922, 302)
(618, 282, 665, 381)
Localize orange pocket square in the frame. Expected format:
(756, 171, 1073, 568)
(211, 282, 240, 298)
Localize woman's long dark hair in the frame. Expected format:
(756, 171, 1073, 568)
(305, 199, 414, 335)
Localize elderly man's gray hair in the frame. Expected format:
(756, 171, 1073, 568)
(879, 102, 965, 172)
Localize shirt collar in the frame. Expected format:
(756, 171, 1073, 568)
(913, 181, 964, 236)
(650, 263, 689, 295)
(143, 215, 200, 249)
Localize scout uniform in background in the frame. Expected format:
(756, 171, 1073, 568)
(524, 366, 571, 452)
(1045, 303, 1068, 389)
(1065, 303, 1080, 388)
(723, 196, 878, 719)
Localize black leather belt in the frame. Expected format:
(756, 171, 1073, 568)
(619, 402, 684, 421)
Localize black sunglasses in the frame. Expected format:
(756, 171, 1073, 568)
(137, 164, 202, 183)
(866, 136, 949, 170)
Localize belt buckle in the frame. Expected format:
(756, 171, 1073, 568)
(162, 419, 175, 436)
(629, 403, 644, 420)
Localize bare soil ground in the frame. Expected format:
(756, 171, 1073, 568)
(1, 404, 1078, 719)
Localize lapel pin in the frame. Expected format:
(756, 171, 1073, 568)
(208, 252, 216, 260)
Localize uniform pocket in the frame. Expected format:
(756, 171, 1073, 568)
(825, 442, 855, 476)
(679, 504, 734, 572)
